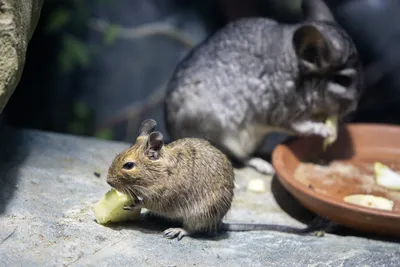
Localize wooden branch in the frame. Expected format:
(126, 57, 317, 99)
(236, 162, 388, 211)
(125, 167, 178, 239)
(91, 17, 198, 132)
(88, 18, 196, 48)
(97, 81, 167, 131)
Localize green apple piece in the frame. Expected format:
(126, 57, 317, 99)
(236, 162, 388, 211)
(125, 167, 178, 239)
(94, 188, 141, 225)
(374, 162, 400, 190)
(343, 194, 394, 211)
(323, 115, 338, 151)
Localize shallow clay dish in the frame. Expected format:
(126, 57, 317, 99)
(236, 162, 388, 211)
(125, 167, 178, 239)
(272, 123, 400, 237)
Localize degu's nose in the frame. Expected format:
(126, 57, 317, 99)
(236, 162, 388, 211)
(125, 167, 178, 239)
(106, 177, 117, 188)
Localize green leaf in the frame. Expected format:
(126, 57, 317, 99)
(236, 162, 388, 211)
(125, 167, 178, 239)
(66, 35, 90, 67)
(68, 121, 85, 134)
(95, 129, 114, 140)
(45, 8, 71, 34)
(59, 48, 73, 73)
(59, 35, 91, 73)
(73, 102, 90, 119)
(103, 24, 121, 45)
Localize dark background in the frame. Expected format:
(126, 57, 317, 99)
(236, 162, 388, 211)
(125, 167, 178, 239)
(3, 0, 400, 144)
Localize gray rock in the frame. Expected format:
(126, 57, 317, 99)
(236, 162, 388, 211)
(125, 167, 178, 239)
(0, 127, 399, 267)
(0, 0, 43, 113)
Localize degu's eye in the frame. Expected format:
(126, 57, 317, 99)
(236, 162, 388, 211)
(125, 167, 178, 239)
(332, 74, 353, 87)
(122, 162, 135, 170)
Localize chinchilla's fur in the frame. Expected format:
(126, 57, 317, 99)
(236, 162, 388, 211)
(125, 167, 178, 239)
(164, 0, 363, 174)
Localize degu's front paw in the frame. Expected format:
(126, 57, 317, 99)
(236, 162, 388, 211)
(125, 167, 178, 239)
(123, 204, 137, 211)
(123, 196, 144, 211)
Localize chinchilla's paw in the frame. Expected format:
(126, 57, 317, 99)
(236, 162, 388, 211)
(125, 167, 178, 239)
(291, 121, 335, 138)
(312, 123, 335, 139)
(246, 157, 275, 175)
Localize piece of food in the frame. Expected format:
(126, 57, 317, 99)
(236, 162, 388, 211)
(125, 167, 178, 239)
(247, 179, 266, 193)
(374, 162, 400, 190)
(323, 115, 338, 151)
(94, 188, 141, 225)
(343, 194, 394, 211)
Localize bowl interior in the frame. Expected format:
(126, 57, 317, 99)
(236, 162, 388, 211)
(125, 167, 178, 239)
(272, 123, 400, 234)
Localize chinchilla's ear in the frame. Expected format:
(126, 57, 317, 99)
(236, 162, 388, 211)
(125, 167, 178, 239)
(145, 131, 164, 160)
(293, 24, 332, 73)
(301, 0, 335, 23)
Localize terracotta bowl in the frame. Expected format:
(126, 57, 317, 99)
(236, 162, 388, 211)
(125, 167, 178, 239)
(272, 123, 400, 237)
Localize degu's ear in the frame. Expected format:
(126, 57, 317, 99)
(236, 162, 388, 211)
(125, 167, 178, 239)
(292, 25, 332, 72)
(136, 119, 157, 144)
(145, 131, 164, 160)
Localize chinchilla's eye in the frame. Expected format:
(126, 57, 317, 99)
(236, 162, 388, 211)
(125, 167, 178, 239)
(333, 74, 353, 87)
(122, 162, 135, 170)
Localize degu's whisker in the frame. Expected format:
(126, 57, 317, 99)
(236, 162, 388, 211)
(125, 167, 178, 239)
(133, 185, 160, 198)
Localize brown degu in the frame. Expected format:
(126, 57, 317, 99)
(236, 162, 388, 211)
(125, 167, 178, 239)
(107, 119, 328, 240)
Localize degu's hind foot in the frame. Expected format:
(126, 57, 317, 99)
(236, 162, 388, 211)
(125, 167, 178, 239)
(246, 157, 275, 175)
(163, 228, 190, 241)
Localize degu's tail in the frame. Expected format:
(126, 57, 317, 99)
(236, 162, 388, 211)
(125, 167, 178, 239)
(222, 216, 332, 235)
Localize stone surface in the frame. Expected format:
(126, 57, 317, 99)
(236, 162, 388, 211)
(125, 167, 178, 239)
(0, 127, 399, 267)
(0, 0, 43, 113)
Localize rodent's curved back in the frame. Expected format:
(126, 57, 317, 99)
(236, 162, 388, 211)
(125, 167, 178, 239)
(168, 138, 234, 178)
